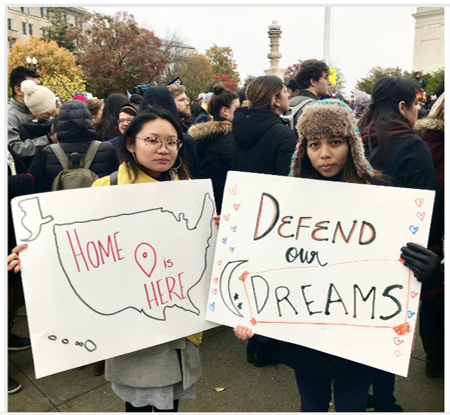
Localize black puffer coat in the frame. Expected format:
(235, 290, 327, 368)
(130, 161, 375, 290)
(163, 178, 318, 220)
(189, 119, 235, 213)
(28, 100, 119, 192)
(232, 107, 297, 176)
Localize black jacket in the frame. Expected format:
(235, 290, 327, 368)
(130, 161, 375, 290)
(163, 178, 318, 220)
(28, 100, 119, 192)
(189, 119, 235, 213)
(232, 107, 297, 176)
(364, 132, 436, 191)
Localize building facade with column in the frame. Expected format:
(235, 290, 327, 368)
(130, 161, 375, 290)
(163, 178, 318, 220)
(412, 7, 445, 73)
(7, 7, 92, 49)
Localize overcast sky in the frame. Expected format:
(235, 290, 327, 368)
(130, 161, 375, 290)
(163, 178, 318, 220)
(86, 5, 421, 95)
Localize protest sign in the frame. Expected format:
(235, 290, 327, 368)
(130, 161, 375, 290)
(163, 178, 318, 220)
(206, 171, 435, 376)
(11, 180, 218, 378)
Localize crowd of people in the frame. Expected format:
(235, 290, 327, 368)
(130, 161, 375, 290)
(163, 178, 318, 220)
(7, 59, 444, 412)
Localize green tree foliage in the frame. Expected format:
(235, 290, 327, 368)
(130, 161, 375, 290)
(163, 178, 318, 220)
(356, 66, 445, 96)
(69, 12, 166, 98)
(205, 44, 241, 85)
(334, 67, 347, 96)
(240, 74, 257, 92)
(41, 7, 75, 52)
(178, 53, 214, 101)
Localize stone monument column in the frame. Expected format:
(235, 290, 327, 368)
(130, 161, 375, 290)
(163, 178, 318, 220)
(264, 20, 284, 80)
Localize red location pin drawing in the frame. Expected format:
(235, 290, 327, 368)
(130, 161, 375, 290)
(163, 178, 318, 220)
(135, 243, 157, 278)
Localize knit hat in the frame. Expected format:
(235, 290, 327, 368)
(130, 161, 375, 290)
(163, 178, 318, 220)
(202, 92, 213, 105)
(21, 80, 56, 116)
(290, 99, 373, 179)
(353, 92, 371, 119)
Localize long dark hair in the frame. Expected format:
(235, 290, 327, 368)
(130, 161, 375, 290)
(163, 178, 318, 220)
(118, 107, 190, 182)
(358, 77, 418, 165)
(96, 93, 129, 141)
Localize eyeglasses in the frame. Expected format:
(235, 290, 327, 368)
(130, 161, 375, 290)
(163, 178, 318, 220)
(136, 137, 183, 153)
(177, 97, 190, 103)
(118, 118, 134, 125)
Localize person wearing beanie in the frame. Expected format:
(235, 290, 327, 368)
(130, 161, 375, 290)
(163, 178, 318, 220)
(352, 92, 371, 120)
(193, 92, 213, 125)
(140, 87, 200, 178)
(18, 80, 59, 166)
(108, 104, 139, 151)
(8, 66, 55, 164)
(26, 100, 119, 193)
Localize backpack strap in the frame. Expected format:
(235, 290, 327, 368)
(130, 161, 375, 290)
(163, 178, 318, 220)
(49, 143, 72, 170)
(110, 171, 118, 186)
(82, 141, 102, 169)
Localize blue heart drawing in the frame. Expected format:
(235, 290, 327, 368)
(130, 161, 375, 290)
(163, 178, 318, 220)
(409, 226, 419, 235)
(221, 237, 227, 244)
(209, 302, 215, 312)
(407, 310, 416, 319)
(230, 226, 237, 232)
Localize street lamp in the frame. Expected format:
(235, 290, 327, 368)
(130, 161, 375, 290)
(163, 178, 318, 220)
(26, 56, 38, 70)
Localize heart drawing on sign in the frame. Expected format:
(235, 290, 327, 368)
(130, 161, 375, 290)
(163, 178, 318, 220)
(213, 278, 218, 284)
(415, 198, 425, 207)
(411, 291, 418, 298)
(221, 237, 227, 244)
(228, 184, 237, 195)
(223, 214, 230, 221)
(395, 350, 403, 358)
(233, 203, 241, 211)
(393, 337, 404, 346)
(211, 288, 217, 295)
(230, 226, 237, 232)
(217, 260, 222, 265)
(229, 247, 235, 252)
(408, 310, 416, 319)
(409, 226, 419, 235)
(416, 212, 425, 221)
(209, 302, 215, 312)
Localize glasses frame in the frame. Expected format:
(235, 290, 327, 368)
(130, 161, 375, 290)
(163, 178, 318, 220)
(135, 136, 183, 153)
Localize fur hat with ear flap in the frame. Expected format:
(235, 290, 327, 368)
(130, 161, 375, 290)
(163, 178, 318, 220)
(290, 98, 373, 179)
(21, 80, 56, 116)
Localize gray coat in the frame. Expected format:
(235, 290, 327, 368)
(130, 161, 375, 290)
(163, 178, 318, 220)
(105, 337, 201, 390)
(8, 98, 50, 159)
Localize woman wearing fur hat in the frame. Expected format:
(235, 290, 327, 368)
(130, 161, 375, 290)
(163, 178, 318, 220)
(235, 99, 385, 412)
(18, 80, 59, 166)
(188, 83, 239, 213)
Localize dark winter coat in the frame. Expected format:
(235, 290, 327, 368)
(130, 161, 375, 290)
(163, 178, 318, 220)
(232, 107, 297, 176)
(19, 118, 54, 142)
(189, 119, 235, 213)
(27, 100, 119, 192)
(8, 148, 35, 286)
(193, 107, 211, 125)
(360, 126, 436, 191)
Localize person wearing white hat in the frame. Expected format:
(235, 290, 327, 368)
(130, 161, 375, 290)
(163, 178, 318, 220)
(8, 66, 55, 164)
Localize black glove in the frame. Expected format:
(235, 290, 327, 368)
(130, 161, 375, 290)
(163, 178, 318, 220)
(400, 242, 444, 289)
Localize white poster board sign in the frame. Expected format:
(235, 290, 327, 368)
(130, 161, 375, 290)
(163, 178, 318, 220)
(205, 171, 435, 376)
(11, 180, 218, 379)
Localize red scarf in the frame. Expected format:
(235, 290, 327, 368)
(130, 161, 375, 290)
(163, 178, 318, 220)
(360, 119, 413, 149)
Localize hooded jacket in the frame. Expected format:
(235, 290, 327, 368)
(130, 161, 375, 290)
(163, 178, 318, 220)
(140, 87, 200, 179)
(188, 119, 234, 213)
(232, 106, 297, 176)
(27, 100, 119, 192)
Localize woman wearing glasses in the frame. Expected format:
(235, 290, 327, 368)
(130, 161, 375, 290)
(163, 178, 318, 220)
(92, 108, 199, 412)
(108, 104, 139, 151)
